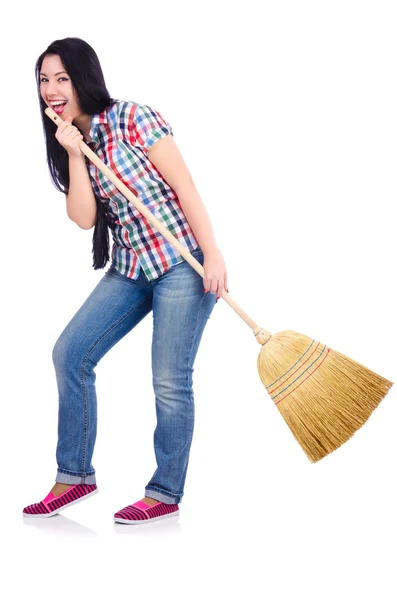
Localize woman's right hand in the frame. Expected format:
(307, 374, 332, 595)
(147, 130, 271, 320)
(55, 115, 84, 158)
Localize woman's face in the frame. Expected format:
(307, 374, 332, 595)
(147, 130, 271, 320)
(39, 54, 82, 119)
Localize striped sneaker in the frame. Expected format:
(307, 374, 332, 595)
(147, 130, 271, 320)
(22, 484, 98, 518)
(114, 499, 179, 524)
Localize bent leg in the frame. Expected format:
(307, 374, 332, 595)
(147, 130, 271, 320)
(52, 268, 153, 484)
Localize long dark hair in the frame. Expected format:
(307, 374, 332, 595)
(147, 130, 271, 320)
(35, 37, 113, 270)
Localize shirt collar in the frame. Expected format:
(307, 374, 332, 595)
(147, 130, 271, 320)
(86, 99, 116, 147)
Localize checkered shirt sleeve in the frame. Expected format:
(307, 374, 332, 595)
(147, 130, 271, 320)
(129, 104, 173, 153)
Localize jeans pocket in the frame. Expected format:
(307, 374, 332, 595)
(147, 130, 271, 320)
(106, 265, 119, 277)
(189, 248, 204, 266)
(190, 246, 203, 257)
(106, 265, 129, 282)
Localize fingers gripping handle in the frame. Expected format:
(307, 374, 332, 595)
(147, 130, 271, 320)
(44, 106, 270, 344)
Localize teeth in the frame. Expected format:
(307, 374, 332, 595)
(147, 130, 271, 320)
(51, 101, 66, 106)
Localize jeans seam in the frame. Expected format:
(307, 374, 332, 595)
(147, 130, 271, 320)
(184, 291, 205, 437)
(79, 293, 153, 475)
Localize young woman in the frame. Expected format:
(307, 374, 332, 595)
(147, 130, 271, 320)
(23, 37, 228, 525)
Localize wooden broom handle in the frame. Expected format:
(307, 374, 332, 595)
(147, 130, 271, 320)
(44, 107, 270, 345)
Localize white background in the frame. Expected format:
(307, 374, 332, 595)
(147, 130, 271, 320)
(2, 0, 396, 598)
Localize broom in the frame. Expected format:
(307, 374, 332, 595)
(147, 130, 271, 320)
(45, 107, 393, 463)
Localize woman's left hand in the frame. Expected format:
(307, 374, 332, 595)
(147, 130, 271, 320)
(202, 247, 229, 300)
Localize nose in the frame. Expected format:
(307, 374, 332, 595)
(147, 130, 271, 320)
(46, 79, 60, 98)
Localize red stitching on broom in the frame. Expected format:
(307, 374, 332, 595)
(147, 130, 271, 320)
(268, 341, 322, 393)
(274, 348, 332, 405)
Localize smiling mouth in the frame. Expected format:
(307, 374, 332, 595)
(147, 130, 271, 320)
(50, 101, 67, 114)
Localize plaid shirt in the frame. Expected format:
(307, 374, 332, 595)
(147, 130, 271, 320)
(84, 99, 199, 280)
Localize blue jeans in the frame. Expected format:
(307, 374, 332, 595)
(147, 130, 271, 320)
(51, 247, 217, 504)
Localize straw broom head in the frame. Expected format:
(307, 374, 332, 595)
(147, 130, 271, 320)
(256, 329, 393, 463)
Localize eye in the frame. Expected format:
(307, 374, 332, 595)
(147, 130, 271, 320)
(40, 77, 69, 83)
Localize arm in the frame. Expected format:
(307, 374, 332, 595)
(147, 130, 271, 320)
(66, 153, 97, 230)
(148, 134, 228, 297)
(147, 136, 218, 254)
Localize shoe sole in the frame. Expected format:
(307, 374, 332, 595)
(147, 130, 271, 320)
(114, 509, 180, 525)
(23, 488, 99, 518)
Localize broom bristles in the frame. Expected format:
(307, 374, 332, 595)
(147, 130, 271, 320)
(257, 330, 393, 463)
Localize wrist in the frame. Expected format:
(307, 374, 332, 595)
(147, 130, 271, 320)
(198, 241, 219, 254)
(68, 151, 84, 160)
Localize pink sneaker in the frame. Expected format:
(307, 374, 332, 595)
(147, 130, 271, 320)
(23, 484, 98, 518)
(114, 499, 179, 524)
